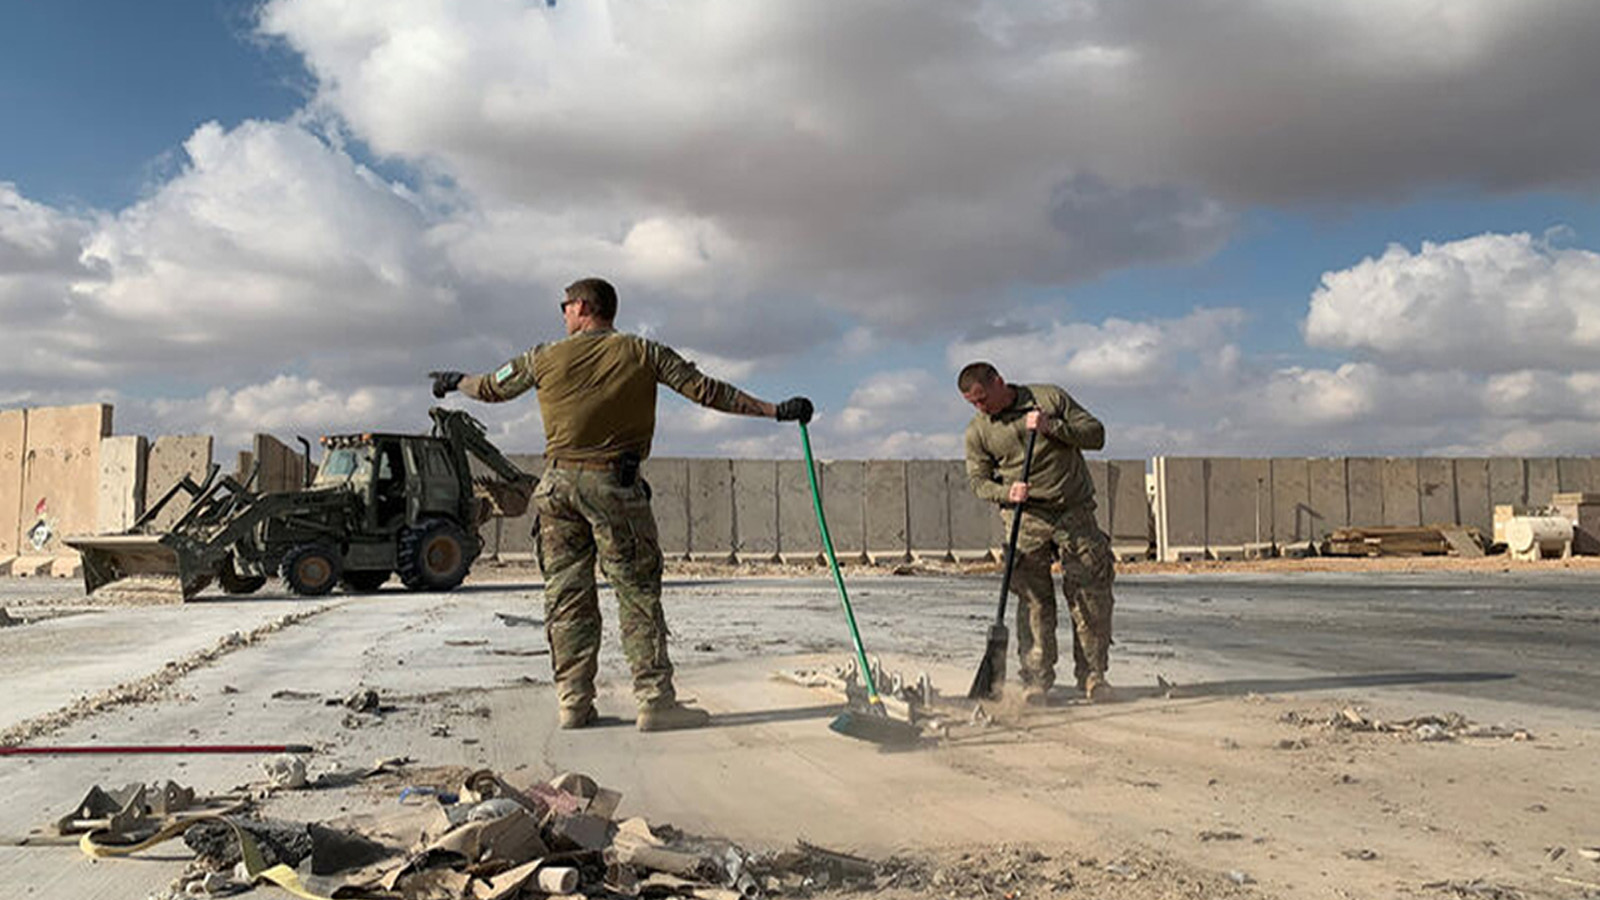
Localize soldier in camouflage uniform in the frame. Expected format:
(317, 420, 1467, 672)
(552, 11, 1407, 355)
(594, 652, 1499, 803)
(431, 278, 813, 731)
(959, 361, 1116, 703)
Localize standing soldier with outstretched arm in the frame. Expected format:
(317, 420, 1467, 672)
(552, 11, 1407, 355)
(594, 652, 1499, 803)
(958, 361, 1116, 703)
(431, 277, 813, 731)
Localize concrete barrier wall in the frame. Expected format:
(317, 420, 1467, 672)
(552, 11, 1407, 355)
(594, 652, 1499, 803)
(776, 459, 821, 560)
(252, 434, 310, 493)
(1154, 457, 1207, 560)
(145, 435, 214, 533)
(17, 405, 113, 564)
(0, 409, 25, 563)
(25, 397, 1600, 573)
(96, 435, 148, 533)
(732, 459, 778, 561)
(907, 460, 951, 561)
(1152, 455, 1600, 559)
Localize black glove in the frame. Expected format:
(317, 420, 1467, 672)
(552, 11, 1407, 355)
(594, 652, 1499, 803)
(775, 396, 814, 424)
(429, 370, 465, 399)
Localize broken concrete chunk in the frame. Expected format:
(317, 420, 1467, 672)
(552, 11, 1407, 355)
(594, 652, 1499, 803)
(262, 754, 307, 790)
(342, 688, 381, 712)
(1415, 723, 1451, 742)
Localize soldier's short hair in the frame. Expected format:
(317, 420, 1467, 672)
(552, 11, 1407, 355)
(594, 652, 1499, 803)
(565, 278, 618, 320)
(957, 362, 1001, 392)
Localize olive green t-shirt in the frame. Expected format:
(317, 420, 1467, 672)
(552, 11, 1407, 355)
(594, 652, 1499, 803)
(964, 383, 1106, 510)
(467, 328, 747, 462)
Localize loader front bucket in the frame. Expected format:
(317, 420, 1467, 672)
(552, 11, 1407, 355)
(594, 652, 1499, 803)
(64, 534, 216, 602)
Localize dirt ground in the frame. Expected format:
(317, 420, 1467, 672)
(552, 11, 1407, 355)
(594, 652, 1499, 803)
(2, 562, 1598, 900)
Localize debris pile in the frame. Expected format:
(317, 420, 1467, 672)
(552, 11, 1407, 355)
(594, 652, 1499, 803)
(57, 764, 891, 899)
(1281, 706, 1533, 742)
(1322, 526, 1480, 557)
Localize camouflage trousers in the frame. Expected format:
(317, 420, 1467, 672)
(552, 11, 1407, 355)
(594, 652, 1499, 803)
(534, 468, 673, 713)
(1004, 503, 1116, 691)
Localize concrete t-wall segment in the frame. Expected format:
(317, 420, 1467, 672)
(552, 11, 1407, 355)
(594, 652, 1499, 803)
(1380, 458, 1422, 527)
(642, 457, 689, 558)
(1205, 457, 1271, 552)
(252, 434, 310, 494)
(948, 459, 994, 559)
(1307, 457, 1348, 539)
(731, 459, 778, 561)
(145, 435, 214, 533)
(1454, 458, 1492, 535)
(1558, 457, 1595, 493)
(1488, 457, 1526, 509)
(1153, 457, 1206, 561)
(18, 404, 113, 560)
(1345, 457, 1384, 528)
(1106, 460, 1150, 556)
(0, 409, 26, 562)
(865, 459, 909, 562)
(907, 459, 952, 561)
(1270, 458, 1311, 545)
(687, 458, 734, 560)
(96, 435, 148, 533)
(820, 460, 867, 560)
(1527, 458, 1561, 508)
(775, 459, 821, 560)
(1417, 458, 1456, 525)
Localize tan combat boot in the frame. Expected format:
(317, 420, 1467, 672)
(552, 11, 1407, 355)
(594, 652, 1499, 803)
(558, 705, 597, 730)
(636, 702, 711, 732)
(1084, 673, 1115, 704)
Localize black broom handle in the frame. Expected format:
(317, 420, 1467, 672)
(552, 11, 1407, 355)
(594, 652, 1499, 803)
(993, 427, 1039, 626)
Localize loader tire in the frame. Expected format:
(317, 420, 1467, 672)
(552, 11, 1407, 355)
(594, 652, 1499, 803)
(218, 554, 267, 595)
(397, 519, 471, 592)
(341, 570, 391, 593)
(282, 543, 342, 597)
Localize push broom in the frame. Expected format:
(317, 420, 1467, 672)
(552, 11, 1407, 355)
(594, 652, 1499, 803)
(967, 428, 1038, 699)
(797, 422, 921, 746)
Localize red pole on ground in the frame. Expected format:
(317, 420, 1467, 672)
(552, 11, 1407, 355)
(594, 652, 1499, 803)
(0, 743, 313, 756)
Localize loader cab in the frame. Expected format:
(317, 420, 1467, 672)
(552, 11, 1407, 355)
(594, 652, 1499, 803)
(316, 434, 409, 530)
(315, 433, 464, 531)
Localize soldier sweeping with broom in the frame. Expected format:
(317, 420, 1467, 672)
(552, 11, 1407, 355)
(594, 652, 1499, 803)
(958, 362, 1116, 704)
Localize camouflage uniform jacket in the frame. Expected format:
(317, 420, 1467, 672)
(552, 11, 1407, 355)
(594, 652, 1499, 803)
(463, 328, 751, 463)
(964, 383, 1105, 511)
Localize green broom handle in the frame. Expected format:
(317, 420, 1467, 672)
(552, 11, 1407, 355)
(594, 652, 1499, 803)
(799, 422, 883, 705)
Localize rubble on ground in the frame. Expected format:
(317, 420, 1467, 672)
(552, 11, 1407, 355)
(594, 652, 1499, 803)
(1280, 706, 1534, 742)
(56, 762, 905, 899)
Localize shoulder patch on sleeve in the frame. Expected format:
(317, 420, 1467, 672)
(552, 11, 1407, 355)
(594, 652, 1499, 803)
(494, 363, 516, 385)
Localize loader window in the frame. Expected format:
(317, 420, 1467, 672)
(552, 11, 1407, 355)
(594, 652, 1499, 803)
(320, 449, 362, 478)
(376, 443, 406, 524)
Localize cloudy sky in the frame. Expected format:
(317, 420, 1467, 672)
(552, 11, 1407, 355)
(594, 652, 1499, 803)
(6, 1, 1600, 461)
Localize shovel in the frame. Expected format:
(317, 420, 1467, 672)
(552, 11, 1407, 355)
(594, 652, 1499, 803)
(797, 422, 921, 746)
(967, 427, 1039, 700)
